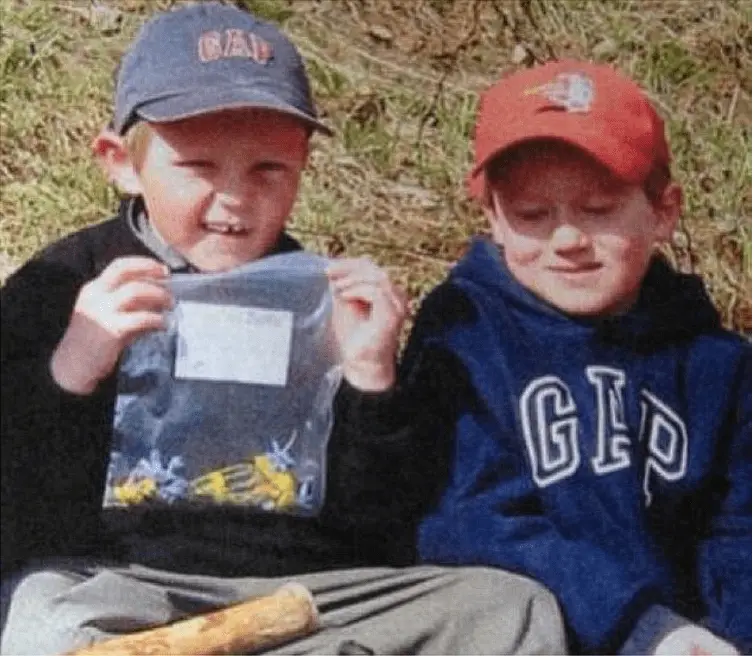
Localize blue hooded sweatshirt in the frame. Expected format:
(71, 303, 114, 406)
(412, 238, 751, 654)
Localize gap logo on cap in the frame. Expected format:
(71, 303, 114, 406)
(198, 29, 273, 64)
(524, 72, 595, 113)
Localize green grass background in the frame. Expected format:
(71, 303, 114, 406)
(1, 0, 751, 333)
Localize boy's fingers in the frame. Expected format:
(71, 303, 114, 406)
(328, 260, 394, 292)
(112, 281, 174, 313)
(326, 258, 386, 282)
(98, 257, 170, 291)
(325, 257, 361, 278)
(334, 280, 407, 317)
(327, 259, 407, 316)
(116, 311, 168, 339)
(330, 275, 392, 297)
(336, 285, 405, 324)
(330, 275, 391, 294)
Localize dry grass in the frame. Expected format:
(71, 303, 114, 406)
(1, 0, 751, 333)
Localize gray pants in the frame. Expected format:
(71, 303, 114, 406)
(1, 560, 567, 655)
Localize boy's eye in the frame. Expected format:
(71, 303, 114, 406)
(177, 160, 215, 171)
(582, 203, 616, 215)
(254, 161, 287, 173)
(515, 208, 550, 221)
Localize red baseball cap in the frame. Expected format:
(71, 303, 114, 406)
(468, 59, 670, 199)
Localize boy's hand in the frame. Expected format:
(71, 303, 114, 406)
(653, 625, 739, 656)
(51, 257, 172, 395)
(327, 258, 407, 392)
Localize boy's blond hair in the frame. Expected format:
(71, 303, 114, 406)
(123, 121, 152, 170)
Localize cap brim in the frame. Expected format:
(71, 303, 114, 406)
(471, 115, 653, 185)
(134, 86, 333, 136)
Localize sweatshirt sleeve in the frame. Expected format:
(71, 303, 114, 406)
(619, 605, 741, 655)
(626, 360, 754, 656)
(696, 353, 752, 653)
(419, 452, 669, 653)
(1, 249, 114, 574)
(318, 290, 469, 563)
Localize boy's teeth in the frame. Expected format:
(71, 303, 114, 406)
(206, 224, 243, 234)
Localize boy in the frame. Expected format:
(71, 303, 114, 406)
(382, 60, 751, 654)
(0, 3, 566, 654)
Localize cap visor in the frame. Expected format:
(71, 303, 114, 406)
(135, 86, 333, 135)
(472, 115, 652, 184)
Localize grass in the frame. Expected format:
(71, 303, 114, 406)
(0, 0, 751, 333)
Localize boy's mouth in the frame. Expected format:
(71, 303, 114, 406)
(202, 222, 248, 236)
(550, 263, 602, 273)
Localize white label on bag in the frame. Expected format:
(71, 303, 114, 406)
(174, 302, 293, 386)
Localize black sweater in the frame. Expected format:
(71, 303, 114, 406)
(1, 201, 449, 578)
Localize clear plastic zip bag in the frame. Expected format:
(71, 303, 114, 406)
(102, 251, 342, 517)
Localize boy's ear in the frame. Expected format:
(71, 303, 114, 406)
(653, 182, 683, 242)
(91, 128, 143, 196)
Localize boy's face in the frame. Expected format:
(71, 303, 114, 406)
(115, 108, 309, 272)
(485, 141, 680, 317)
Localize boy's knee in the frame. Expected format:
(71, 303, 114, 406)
(2, 570, 88, 655)
(450, 566, 567, 652)
(2, 623, 89, 656)
(452, 565, 553, 598)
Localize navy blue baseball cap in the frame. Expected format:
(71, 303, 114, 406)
(113, 1, 331, 135)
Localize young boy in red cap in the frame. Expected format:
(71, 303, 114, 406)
(379, 60, 750, 654)
(0, 4, 567, 654)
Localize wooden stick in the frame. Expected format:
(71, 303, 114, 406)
(67, 582, 320, 655)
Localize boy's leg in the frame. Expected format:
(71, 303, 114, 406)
(273, 565, 566, 655)
(1, 559, 200, 655)
(1, 558, 287, 655)
(1, 562, 566, 655)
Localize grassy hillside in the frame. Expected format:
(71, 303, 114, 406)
(1, 0, 750, 333)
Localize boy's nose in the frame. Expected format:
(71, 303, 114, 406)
(215, 176, 255, 209)
(551, 221, 590, 253)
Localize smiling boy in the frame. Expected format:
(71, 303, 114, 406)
(0, 4, 567, 655)
(483, 141, 678, 318)
(48, 107, 315, 396)
(380, 60, 751, 654)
